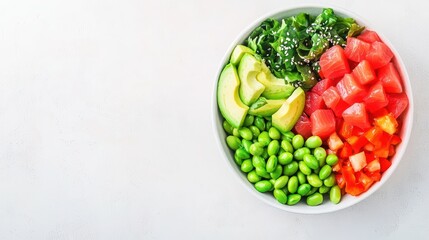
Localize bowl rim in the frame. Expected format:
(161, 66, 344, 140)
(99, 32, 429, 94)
(212, 3, 414, 214)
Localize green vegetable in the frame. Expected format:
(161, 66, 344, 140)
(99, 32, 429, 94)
(294, 147, 310, 160)
(268, 127, 281, 140)
(247, 170, 261, 183)
(330, 185, 342, 204)
(241, 159, 254, 173)
(303, 154, 319, 170)
(278, 152, 293, 165)
(258, 131, 271, 146)
(299, 160, 312, 176)
(243, 115, 255, 127)
(254, 117, 266, 131)
(326, 154, 339, 166)
(297, 183, 312, 196)
(281, 139, 294, 153)
(267, 140, 280, 156)
(249, 126, 261, 138)
(274, 176, 289, 189)
(226, 136, 241, 150)
(287, 176, 299, 193)
(255, 180, 273, 193)
(266, 155, 278, 173)
(223, 120, 234, 134)
(239, 127, 253, 141)
(307, 173, 323, 188)
(287, 194, 301, 205)
(307, 192, 324, 206)
(283, 161, 299, 176)
(273, 189, 287, 204)
(323, 174, 336, 187)
(292, 134, 305, 149)
(270, 165, 283, 180)
(305, 136, 322, 148)
(249, 142, 264, 156)
(319, 165, 332, 180)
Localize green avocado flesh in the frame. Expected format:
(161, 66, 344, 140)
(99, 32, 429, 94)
(257, 69, 296, 99)
(272, 87, 305, 132)
(248, 97, 286, 117)
(230, 45, 255, 65)
(217, 63, 249, 128)
(238, 53, 266, 106)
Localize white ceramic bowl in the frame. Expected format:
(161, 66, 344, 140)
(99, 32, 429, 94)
(212, 4, 414, 214)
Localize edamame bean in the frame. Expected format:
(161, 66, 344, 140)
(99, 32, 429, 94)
(281, 140, 294, 153)
(252, 156, 266, 168)
(261, 149, 269, 159)
(236, 147, 250, 159)
(303, 154, 319, 170)
(267, 140, 280, 156)
(240, 159, 253, 173)
(223, 120, 234, 134)
(323, 174, 336, 187)
(299, 161, 312, 176)
(305, 187, 318, 196)
(243, 115, 254, 127)
(234, 154, 243, 165)
(268, 127, 281, 140)
(249, 126, 261, 138)
(247, 170, 261, 183)
(307, 173, 323, 188)
(239, 127, 253, 141)
(266, 121, 272, 130)
(305, 136, 322, 149)
(258, 131, 271, 147)
(254, 117, 266, 131)
(283, 161, 299, 176)
(255, 167, 270, 179)
(269, 179, 276, 190)
(313, 147, 327, 167)
(254, 180, 273, 193)
(287, 194, 301, 205)
(297, 171, 307, 184)
(294, 147, 310, 160)
(266, 155, 278, 173)
(282, 131, 295, 141)
(306, 192, 323, 206)
(278, 152, 293, 165)
(297, 183, 312, 196)
(319, 165, 332, 180)
(232, 128, 240, 137)
(319, 185, 330, 194)
(292, 134, 305, 149)
(330, 185, 342, 204)
(326, 154, 339, 166)
(274, 176, 289, 189)
(226, 136, 241, 150)
(249, 142, 264, 156)
(273, 189, 287, 204)
(242, 139, 252, 152)
(287, 176, 298, 194)
(270, 165, 283, 180)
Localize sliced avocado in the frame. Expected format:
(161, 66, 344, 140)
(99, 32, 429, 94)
(230, 45, 255, 65)
(257, 70, 296, 99)
(238, 53, 265, 106)
(272, 87, 305, 132)
(217, 63, 249, 128)
(248, 97, 286, 117)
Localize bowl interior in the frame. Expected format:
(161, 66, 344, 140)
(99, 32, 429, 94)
(212, 5, 414, 214)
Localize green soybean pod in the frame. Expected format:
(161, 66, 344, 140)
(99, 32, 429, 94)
(274, 175, 289, 189)
(268, 127, 281, 140)
(313, 147, 327, 167)
(294, 147, 311, 161)
(283, 161, 299, 176)
(323, 174, 336, 187)
(236, 147, 250, 159)
(307, 173, 323, 188)
(282, 131, 295, 141)
(255, 167, 270, 179)
(303, 154, 319, 170)
(239, 127, 253, 141)
(319, 185, 330, 194)
(299, 161, 312, 176)
(278, 152, 293, 165)
(297, 171, 307, 184)
(266, 155, 278, 173)
(240, 159, 254, 173)
(258, 131, 271, 147)
(241, 139, 252, 152)
(319, 165, 332, 180)
(297, 183, 312, 196)
(270, 165, 283, 180)
(249, 126, 261, 138)
(281, 140, 294, 153)
(330, 185, 342, 204)
(243, 115, 254, 127)
(267, 140, 280, 156)
(252, 155, 266, 168)
(247, 170, 261, 183)
(223, 120, 234, 134)
(287, 194, 301, 206)
(226, 136, 241, 150)
(249, 142, 264, 156)
(254, 180, 273, 193)
(234, 154, 243, 166)
(306, 192, 324, 206)
(287, 176, 298, 194)
(254, 117, 266, 131)
(292, 134, 305, 149)
(326, 154, 339, 166)
(273, 189, 287, 204)
(232, 128, 240, 137)
(305, 136, 322, 149)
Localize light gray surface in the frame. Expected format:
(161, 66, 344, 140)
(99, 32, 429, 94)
(0, 0, 427, 239)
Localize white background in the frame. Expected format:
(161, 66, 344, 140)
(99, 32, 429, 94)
(0, 0, 428, 239)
